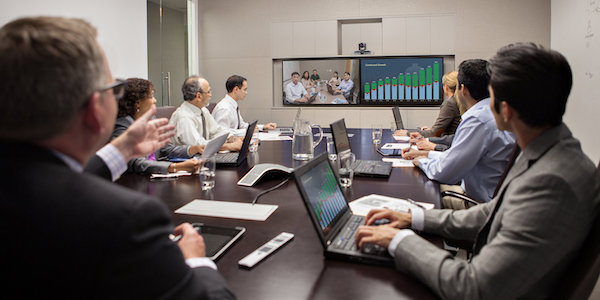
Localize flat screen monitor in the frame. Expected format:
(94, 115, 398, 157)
(360, 57, 444, 106)
(282, 58, 360, 106)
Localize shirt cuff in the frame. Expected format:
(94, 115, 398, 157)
(185, 257, 218, 270)
(410, 207, 425, 231)
(427, 150, 442, 159)
(96, 144, 128, 182)
(388, 229, 416, 257)
(257, 124, 264, 131)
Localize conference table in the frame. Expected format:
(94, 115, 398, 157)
(116, 128, 442, 300)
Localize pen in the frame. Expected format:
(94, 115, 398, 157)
(407, 198, 425, 209)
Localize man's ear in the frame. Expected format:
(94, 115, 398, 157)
(501, 101, 513, 122)
(83, 91, 104, 135)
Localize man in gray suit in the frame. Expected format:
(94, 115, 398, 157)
(355, 43, 600, 300)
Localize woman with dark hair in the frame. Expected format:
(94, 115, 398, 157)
(113, 78, 202, 174)
(328, 71, 341, 86)
(301, 71, 313, 90)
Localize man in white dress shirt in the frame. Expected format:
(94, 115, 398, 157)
(285, 72, 309, 103)
(212, 75, 277, 136)
(170, 76, 242, 150)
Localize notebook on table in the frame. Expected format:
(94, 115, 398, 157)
(215, 119, 257, 166)
(292, 153, 394, 267)
(330, 118, 392, 177)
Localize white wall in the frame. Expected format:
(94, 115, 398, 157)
(197, 0, 551, 128)
(0, 0, 148, 79)
(551, 0, 600, 164)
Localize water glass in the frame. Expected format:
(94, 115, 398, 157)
(372, 124, 382, 145)
(326, 136, 337, 161)
(339, 152, 355, 188)
(390, 116, 396, 132)
(200, 153, 216, 190)
(249, 133, 259, 153)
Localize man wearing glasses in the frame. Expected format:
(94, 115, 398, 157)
(0, 17, 235, 299)
(170, 76, 243, 150)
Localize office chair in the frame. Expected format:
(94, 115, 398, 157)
(344, 84, 356, 102)
(155, 106, 176, 120)
(206, 102, 217, 113)
(550, 211, 600, 300)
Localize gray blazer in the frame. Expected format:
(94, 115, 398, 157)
(112, 116, 192, 174)
(394, 123, 600, 300)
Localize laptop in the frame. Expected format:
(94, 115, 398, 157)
(327, 83, 341, 95)
(392, 106, 405, 130)
(268, 108, 300, 134)
(330, 119, 392, 177)
(292, 153, 394, 267)
(215, 119, 257, 166)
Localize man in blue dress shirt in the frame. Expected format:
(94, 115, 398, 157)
(403, 59, 515, 207)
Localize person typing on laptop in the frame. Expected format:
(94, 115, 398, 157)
(170, 75, 243, 151)
(212, 75, 277, 135)
(355, 43, 600, 300)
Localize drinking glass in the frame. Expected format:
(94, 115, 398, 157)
(200, 153, 216, 190)
(249, 133, 259, 153)
(339, 152, 355, 188)
(372, 124, 382, 145)
(326, 136, 337, 161)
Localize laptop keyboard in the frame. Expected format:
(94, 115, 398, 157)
(216, 152, 238, 163)
(333, 215, 364, 251)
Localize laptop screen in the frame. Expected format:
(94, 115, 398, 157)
(297, 155, 348, 236)
(330, 119, 351, 154)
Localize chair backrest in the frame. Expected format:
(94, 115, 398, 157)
(551, 211, 600, 299)
(155, 106, 176, 120)
(206, 102, 216, 113)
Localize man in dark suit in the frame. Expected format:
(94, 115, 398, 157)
(355, 43, 600, 299)
(0, 17, 235, 299)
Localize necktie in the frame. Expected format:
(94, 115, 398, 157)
(236, 106, 241, 129)
(200, 111, 208, 139)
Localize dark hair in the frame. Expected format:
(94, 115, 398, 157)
(182, 75, 203, 101)
(334, 71, 338, 77)
(291, 72, 299, 77)
(0, 17, 105, 141)
(302, 71, 310, 80)
(489, 43, 572, 128)
(313, 69, 317, 72)
(118, 78, 154, 118)
(457, 59, 490, 101)
(344, 72, 350, 76)
(226, 75, 247, 93)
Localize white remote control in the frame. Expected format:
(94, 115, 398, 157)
(238, 232, 294, 268)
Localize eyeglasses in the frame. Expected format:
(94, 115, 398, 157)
(100, 79, 127, 100)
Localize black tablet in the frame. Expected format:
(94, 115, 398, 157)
(191, 223, 245, 260)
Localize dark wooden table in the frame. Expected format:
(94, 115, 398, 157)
(117, 128, 442, 300)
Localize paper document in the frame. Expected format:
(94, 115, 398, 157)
(319, 133, 354, 138)
(259, 133, 292, 141)
(381, 143, 416, 150)
(150, 171, 192, 179)
(175, 199, 278, 221)
(393, 136, 410, 142)
(348, 194, 435, 216)
(382, 158, 415, 168)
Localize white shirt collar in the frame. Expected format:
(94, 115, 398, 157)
(223, 94, 238, 108)
(51, 150, 84, 173)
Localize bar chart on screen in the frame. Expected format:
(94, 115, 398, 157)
(361, 57, 442, 102)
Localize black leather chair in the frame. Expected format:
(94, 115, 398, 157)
(550, 211, 600, 299)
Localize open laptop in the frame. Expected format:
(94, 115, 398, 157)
(215, 119, 257, 166)
(330, 119, 392, 177)
(268, 108, 300, 134)
(392, 106, 405, 130)
(292, 152, 394, 267)
(327, 83, 341, 95)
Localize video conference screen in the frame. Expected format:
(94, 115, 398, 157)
(360, 57, 444, 105)
(281, 56, 444, 107)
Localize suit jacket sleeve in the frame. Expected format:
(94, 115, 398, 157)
(394, 172, 588, 300)
(84, 154, 113, 181)
(97, 194, 235, 300)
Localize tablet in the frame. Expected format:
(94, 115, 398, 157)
(191, 223, 246, 260)
(376, 148, 404, 156)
